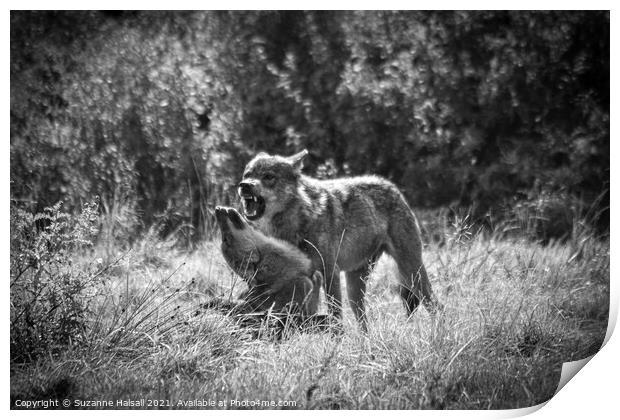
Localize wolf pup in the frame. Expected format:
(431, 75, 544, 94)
(238, 150, 441, 330)
(215, 206, 322, 316)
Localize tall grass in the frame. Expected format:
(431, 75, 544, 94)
(10, 207, 608, 409)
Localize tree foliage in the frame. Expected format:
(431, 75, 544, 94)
(10, 11, 609, 239)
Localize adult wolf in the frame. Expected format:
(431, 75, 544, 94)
(215, 206, 322, 316)
(238, 150, 441, 330)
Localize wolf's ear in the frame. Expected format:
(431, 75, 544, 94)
(288, 149, 308, 171)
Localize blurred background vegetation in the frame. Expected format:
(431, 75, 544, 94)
(10, 11, 609, 244)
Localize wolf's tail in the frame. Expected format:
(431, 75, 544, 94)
(386, 202, 442, 316)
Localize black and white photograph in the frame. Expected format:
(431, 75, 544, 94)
(9, 9, 610, 410)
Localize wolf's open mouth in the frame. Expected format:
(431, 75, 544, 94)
(240, 193, 265, 220)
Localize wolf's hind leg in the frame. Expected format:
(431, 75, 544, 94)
(345, 251, 381, 332)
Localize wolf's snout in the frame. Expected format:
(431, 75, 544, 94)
(238, 182, 254, 196)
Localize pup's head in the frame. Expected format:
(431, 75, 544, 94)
(238, 150, 308, 221)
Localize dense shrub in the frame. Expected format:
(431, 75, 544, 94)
(510, 190, 577, 242)
(10, 200, 101, 362)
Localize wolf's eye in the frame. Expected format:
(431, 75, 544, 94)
(262, 173, 275, 182)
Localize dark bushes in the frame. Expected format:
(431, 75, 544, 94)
(10, 11, 609, 241)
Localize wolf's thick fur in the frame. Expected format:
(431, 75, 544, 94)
(215, 206, 321, 316)
(238, 150, 441, 329)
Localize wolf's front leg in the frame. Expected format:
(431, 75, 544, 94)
(345, 267, 369, 332)
(323, 259, 343, 320)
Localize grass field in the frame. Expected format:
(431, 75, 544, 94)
(10, 225, 609, 409)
